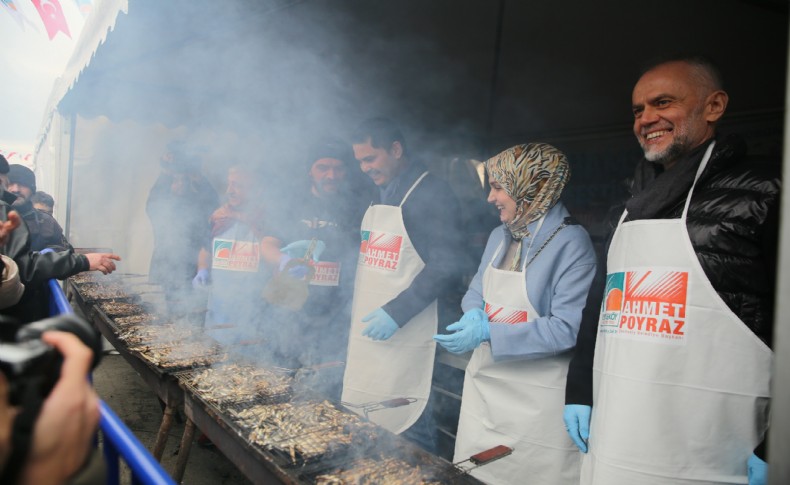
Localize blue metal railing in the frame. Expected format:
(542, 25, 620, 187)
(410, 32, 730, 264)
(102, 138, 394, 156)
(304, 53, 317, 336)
(42, 251, 176, 485)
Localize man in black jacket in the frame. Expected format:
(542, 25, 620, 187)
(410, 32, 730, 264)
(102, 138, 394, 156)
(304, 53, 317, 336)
(564, 57, 779, 485)
(0, 158, 121, 323)
(341, 118, 464, 452)
(7, 164, 71, 251)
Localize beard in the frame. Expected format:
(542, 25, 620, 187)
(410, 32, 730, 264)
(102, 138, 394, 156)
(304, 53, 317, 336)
(642, 137, 689, 166)
(640, 109, 707, 166)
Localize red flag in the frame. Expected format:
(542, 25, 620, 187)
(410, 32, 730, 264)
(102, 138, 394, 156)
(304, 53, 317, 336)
(31, 0, 71, 40)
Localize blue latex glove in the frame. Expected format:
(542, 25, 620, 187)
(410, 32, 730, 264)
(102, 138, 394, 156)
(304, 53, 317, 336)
(748, 453, 767, 485)
(361, 308, 399, 341)
(192, 268, 210, 289)
(281, 239, 326, 262)
(432, 308, 489, 354)
(563, 404, 591, 453)
(278, 254, 310, 279)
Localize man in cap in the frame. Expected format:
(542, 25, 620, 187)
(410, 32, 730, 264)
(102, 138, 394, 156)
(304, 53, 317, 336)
(342, 118, 464, 452)
(0, 155, 121, 322)
(564, 56, 779, 485)
(7, 164, 70, 251)
(262, 136, 372, 397)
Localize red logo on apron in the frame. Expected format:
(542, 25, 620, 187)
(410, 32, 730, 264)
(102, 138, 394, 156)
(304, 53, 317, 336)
(485, 302, 528, 324)
(600, 269, 688, 343)
(359, 230, 402, 271)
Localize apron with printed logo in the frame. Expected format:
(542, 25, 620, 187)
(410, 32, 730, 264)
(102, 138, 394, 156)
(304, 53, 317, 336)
(205, 220, 261, 345)
(342, 172, 437, 433)
(580, 142, 772, 484)
(455, 217, 581, 485)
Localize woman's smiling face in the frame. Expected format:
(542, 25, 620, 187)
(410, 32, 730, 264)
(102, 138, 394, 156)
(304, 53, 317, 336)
(487, 178, 518, 224)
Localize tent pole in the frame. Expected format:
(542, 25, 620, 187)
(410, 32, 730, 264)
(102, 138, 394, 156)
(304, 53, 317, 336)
(64, 113, 76, 240)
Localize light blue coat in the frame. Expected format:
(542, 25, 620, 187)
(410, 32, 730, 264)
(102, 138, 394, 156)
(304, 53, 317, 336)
(462, 201, 597, 361)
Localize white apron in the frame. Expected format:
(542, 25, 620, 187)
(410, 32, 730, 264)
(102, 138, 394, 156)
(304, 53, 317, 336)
(341, 172, 437, 433)
(455, 218, 580, 485)
(205, 221, 261, 345)
(581, 142, 772, 484)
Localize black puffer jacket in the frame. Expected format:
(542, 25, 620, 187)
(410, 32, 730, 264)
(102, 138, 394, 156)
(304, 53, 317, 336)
(567, 134, 780, 406)
(636, 134, 779, 342)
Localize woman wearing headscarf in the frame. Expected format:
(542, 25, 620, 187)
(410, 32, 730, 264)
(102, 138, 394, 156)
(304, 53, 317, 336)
(434, 143, 596, 485)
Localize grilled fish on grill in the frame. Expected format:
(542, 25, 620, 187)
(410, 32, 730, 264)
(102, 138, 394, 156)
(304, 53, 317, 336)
(114, 313, 163, 326)
(132, 340, 227, 370)
(231, 400, 379, 464)
(118, 324, 192, 347)
(187, 364, 293, 405)
(315, 457, 442, 484)
(98, 301, 148, 317)
(77, 282, 130, 301)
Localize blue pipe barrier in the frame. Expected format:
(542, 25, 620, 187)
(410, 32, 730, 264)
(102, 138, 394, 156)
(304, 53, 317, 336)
(42, 256, 176, 485)
(99, 401, 176, 485)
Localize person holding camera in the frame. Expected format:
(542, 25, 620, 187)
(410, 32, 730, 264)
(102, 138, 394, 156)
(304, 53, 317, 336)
(0, 330, 100, 485)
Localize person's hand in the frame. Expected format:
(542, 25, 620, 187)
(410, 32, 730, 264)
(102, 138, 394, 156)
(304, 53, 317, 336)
(277, 254, 311, 279)
(192, 268, 210, 288)
(280, 240, 325, 262)
(433, 308, 489, 353)
(20, 331, 100, 485)
(84, 253, 121, 275)
(563, 404, 591, 453)
(748, 453, 768, 485)
(0, 211, 21, 247)
(361, 308, 399, 341)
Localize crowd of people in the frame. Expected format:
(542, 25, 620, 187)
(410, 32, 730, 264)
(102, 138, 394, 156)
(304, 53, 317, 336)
(0, 54, 781, 484)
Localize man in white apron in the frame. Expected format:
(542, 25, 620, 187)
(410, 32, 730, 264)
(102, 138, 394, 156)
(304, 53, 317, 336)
(264, 137, 371, 397)
(343, 118, 463, 451)
(193, 164, 272, 348)
(564, 58, 780, 484)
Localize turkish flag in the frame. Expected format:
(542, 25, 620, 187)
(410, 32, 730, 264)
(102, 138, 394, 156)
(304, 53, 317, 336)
(32, 0, 71, 40)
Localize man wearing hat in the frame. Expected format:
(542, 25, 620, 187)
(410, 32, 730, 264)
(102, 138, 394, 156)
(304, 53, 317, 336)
(0, 157, 121, 322)
(7, 164, 70, 251)
(262, 136, 373, 395)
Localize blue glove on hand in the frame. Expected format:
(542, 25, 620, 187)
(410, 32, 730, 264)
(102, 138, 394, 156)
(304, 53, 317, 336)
(278, 254, 310, 279)
(748, 453, 767, 485)
(281, 239, 326, 262)
(361, 308, 399, 341)
(192, 269, 210, 289)
(563, 404, 592, 453)
(432, 308, 489, 354)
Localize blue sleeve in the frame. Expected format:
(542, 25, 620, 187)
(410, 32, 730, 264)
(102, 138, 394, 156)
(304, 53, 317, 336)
(489, 227, 597, 361)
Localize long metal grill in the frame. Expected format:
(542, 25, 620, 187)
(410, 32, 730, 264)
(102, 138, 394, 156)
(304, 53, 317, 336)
(69, 275, 483, 484)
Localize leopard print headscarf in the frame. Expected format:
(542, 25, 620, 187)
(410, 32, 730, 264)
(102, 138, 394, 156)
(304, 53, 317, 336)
(485, 143, 570, 241)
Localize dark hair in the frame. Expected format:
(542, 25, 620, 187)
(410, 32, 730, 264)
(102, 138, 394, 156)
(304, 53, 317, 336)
(0, 155, 8, 175)
(307, 136, 354, 168)
(640, 54, 724, 91)
(349, 117, 408, 157)
(31, 191, 55, 207)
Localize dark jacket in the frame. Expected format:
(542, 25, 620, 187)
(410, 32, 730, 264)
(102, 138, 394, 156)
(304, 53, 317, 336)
(1, 196, 90, 323)
(565, 134, 780, 456)
(13, 199, 71, 251)
(375, 161, 465, 326)
(145, 172, 218, 288)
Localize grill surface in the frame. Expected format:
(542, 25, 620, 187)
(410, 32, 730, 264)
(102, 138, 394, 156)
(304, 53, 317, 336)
(70, 275, 483, 485)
